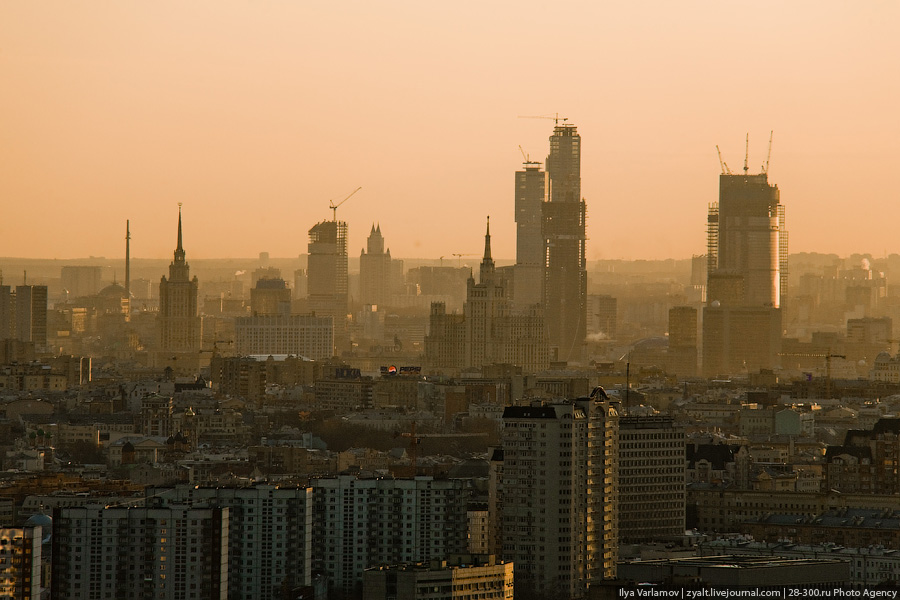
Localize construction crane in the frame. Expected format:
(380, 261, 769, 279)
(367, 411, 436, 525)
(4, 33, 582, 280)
(762, 130, 774, 174)
(517, 113, 568, 125)
(451, 253, 478, 267)
(716, 145, 732, 175)
(743, 133, 750, 174)
(395, 422, 488, 477)
(329, 186, 362, 221)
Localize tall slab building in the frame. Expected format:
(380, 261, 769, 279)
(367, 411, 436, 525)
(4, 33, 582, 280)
(157, 206, 202, 372)
(703, 160, 787, 376)
(543, 123, 587, 363)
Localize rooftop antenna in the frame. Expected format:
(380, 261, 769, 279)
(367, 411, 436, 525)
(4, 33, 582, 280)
(743, 133, 749, 174)
(763, 130, 774, 175)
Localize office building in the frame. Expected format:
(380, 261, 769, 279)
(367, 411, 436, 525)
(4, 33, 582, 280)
(617, 415, 685, 543)
(703, 154, 786, 376)
(667, 306, 697, 377)
(61, 266, 103, 299)
(513, 159, 546, 308)
(312, 475, 469, 595)
(51, 504, 229, 600)
(148, 484, 314, 600)
(500, 391, 619, 598)
(307, 220, 348, 319)
(234, 313, 333, 359)
(543, 123, 586, 363)
(157, 206, 202, 371)
(587, 295, 617, 341)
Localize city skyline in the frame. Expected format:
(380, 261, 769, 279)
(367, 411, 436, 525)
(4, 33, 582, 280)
(1, 2, 898, 261)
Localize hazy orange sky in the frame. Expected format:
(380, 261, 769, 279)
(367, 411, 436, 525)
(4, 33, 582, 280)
(1, 1, 898, 262)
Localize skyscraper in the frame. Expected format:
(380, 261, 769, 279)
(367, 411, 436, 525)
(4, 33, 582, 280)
(359, 223, 392, 308)
(543, 123, 587, 363)
(307, 220, 348, 318)
(703, 155, 787, 376)
(513, 159, 546, 307)
(157, 205, 202, 371)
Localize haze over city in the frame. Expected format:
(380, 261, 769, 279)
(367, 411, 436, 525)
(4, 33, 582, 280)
(2, 1, 899, 261)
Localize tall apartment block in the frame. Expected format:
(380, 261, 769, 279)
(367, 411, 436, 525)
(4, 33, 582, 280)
(157, 206, 202, 371)
(312, 475, 469, 596)
(0, 526, 42, 600)
(51, 504, 229, 600)
(500, 392, 619, 598)
(60, 266, 103, 299)
(618, 415, 686, 543)
(703, 155, 786, 376)
(543, 123, 587, 363)
(513, 159, 546, 307)
(147, 484, 314, 600)
(249, 278, 291, 316)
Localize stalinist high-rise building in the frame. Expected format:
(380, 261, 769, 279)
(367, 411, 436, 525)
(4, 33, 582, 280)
(543, 122, 587, 363)
(703, 147, 787, 376)
(157, 205, 201, 372)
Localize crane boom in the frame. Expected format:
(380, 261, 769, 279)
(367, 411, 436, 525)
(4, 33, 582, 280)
(329, 186, 362, 221)
(764, 130, 774, 174)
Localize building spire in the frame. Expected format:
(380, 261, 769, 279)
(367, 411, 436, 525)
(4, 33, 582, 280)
(177, 203, 183, 254)
(483, 216, 492, 261)
(125, 219, 131, 300)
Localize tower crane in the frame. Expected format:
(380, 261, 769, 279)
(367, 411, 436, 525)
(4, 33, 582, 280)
(763, 131, 774, 175)
(716, 146, 732, 175)
(451, 253, 478, 267)
(329, 186, 362, 221)
(517, 113, 568, 125)
(743, 133, 750, 174)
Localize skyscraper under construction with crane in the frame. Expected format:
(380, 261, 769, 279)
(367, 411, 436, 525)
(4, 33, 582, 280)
(703, 135, 787, 376)
(543, 121, 587, 363)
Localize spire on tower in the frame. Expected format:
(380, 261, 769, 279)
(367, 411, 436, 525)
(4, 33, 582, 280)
(125, 219, 131, 300)
(483, 216, 492, 261)
(177, 203, 184, 253)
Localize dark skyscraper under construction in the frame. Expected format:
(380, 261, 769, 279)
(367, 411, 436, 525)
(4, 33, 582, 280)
(543, 122, 587, 362)
(703, 141, 787, 376)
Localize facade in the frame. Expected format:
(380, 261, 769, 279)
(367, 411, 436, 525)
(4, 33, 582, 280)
(312, 475, 469, 595)
(234, 313, 333, 359)
(360, 224, 393, 308)
(363, 555, 514, 600)
(426, 221, 548, 374)
(148, 484, 314, 600)
(0, 526, 41, 600)
(157, 206, 202, 370)
(51, 504, 229, 600)
(543, 123, 586, 363)
(703, 167, 786, 376)
(586, 295, 617, 341)
(617, 415, 685, 543)
(500, 393, 619, 598)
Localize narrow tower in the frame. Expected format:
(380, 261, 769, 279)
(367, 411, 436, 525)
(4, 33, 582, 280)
(125, 220, 131, 301)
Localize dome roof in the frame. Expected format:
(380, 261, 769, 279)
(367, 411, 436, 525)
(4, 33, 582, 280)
(99, 283, 128, 298)
(25, 512, 52, 528)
